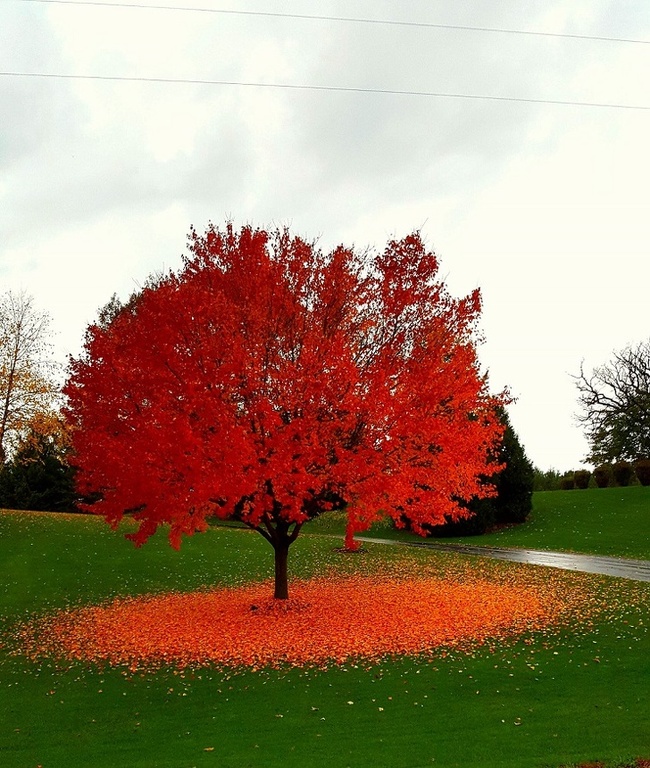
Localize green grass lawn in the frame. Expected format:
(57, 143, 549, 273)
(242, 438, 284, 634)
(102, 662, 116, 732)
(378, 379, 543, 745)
(1, 509, 649, 768)
(309, 486, 650, 561)
(432, 486, 650, 560)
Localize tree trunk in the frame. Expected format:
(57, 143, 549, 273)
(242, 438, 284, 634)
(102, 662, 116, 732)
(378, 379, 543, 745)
(250, 508, 301, 600)
(273, 541, 290, 600)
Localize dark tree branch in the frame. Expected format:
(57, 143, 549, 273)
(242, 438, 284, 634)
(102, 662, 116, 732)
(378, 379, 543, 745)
(574, 340, 650, 463)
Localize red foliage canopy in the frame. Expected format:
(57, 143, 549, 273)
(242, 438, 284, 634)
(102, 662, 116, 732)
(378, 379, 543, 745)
(65, 224, 506, 597)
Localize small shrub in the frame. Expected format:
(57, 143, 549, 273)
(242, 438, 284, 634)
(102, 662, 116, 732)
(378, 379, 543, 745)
(593, 465, 611, 488)
(612, 461, 634, 487)
(574, 469, 591, 489)
(559, 473, 575, 490)
(633, 459, 650, 486)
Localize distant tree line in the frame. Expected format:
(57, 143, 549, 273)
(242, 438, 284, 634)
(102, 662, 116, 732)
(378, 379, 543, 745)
(533, 461, 650, 491)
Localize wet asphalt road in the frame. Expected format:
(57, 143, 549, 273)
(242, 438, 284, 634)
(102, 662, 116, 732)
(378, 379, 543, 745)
(356, 537, 650, 583)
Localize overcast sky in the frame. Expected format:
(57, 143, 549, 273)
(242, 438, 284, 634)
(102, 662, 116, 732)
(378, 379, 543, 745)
(2, 0, 649, 471)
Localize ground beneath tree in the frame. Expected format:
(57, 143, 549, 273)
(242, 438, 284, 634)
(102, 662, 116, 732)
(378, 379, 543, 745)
(12, 559, 621, 672)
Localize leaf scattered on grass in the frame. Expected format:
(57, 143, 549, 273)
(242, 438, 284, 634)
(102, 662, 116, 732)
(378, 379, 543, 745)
(12, 555, 632, 672)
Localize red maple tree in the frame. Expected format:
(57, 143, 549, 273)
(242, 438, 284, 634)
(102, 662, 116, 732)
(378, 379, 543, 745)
(65, 224, 506, 598)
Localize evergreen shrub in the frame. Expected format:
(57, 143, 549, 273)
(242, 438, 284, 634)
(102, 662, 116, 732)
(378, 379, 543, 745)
(612, 461, 634, 487)
(593, 465, 611, 488)
(559, 474, 575, 490)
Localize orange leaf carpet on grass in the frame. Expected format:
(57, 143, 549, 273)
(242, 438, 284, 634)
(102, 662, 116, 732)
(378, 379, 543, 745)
(16, 574, 571, 671)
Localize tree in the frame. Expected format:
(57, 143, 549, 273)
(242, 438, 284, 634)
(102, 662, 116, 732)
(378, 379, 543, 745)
(64, 224, 506, 599)
(425, 407, 533, 536)
(575, 340, 650, 464)
(0, 291, 58, 464)
(491, 408, 534, 525)
(0, 411, 76, 512)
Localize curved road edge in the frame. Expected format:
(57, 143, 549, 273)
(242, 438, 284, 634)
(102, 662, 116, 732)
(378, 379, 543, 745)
(355, 536, 650, 583)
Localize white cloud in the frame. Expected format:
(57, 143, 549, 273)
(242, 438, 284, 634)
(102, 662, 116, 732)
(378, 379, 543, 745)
(2, 0, 649, 469)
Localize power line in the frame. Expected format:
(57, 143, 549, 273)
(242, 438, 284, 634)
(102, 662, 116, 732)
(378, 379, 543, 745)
(2, 70, 649, 111)
(16, 0, 650, 46)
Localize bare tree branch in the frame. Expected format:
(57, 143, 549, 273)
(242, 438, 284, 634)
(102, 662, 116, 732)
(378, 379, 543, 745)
(574, 340, 650, 464)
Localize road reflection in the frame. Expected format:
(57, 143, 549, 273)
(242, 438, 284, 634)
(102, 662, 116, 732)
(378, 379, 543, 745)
(357, 537, 650, 582)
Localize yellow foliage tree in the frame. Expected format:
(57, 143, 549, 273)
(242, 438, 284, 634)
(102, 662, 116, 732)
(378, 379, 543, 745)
(0, 291, 58, 464)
